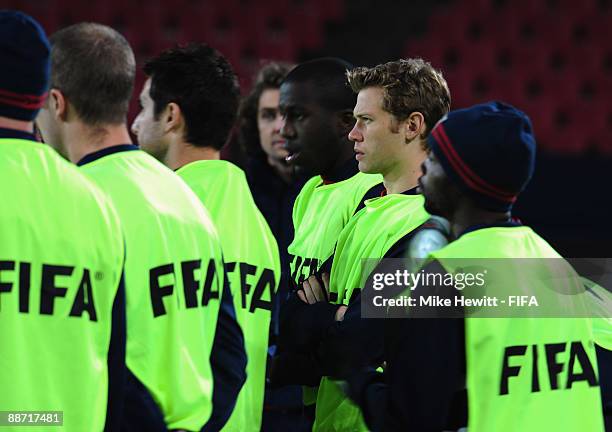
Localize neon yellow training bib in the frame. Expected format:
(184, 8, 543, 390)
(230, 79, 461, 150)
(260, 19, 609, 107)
(177, 160, 280, 432)
(1, 139, 124, 432)
(81, 149, 224, 430)
(289, 171, 382, 406)
(314, 193, 429, 432)
(288, 172, 383, 287)
(430, 226, 604, 432)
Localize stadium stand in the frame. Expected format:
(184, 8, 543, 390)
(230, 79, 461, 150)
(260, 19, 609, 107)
(405, 0, 612, 154)
(7, 0, 610, 155)
(8, 0, 344, 122)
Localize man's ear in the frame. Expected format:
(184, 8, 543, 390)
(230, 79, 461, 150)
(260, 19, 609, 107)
(163, 102, 183, 134)
(49, 89, 68, 122)
(404, 111, 426, 142)
(336, 109, 356, 138)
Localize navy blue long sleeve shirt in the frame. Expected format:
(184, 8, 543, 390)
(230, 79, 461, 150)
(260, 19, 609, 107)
(202, 277, 247, 432)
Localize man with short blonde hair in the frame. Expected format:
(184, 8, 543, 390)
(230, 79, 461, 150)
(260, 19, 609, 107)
(347, 58, 451, 140)
(293, 58, 451, 432)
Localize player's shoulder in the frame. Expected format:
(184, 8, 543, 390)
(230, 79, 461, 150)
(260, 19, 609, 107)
(349, 172, 383, 190)
(303, 174, 324, 190)
(42, 146, 125, 242)
(294, 175, 322, 202)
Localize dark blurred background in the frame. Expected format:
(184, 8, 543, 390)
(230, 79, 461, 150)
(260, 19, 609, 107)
(4, 0, 612, 256)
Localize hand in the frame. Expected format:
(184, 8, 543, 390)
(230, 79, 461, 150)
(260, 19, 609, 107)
(297, 273, 330, 304)
(335, 305, 348, 321)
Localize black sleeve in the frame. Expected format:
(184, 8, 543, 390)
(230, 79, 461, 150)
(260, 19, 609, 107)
(202, 276, 247, 432)
(104, 272, 127, 432)
(268, 351, 325, 387)
(352, 183, 386, 215)
(596, 345, 612, 430)
(270, 294, 338, 387)
(121, 370, 166, 432)
(315, 231, 417, 378)
(315, 292, 384, 379)
(278, 293, 339, 352)
(346, 317, 465, 432)
(348, 261, 467, 432)
(345, 368, 386, 432)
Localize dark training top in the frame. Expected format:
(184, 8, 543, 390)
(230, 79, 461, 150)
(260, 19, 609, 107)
(346, 221, 524, 432)
(270, 187, 416, 389)
(270, 157, 384, 387)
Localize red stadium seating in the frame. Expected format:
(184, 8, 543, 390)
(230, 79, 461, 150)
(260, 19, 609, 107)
(11, 0, 610, 155)
(14, 0, 339, 76)
(13, 0, 343, 123)
(405, 0, 612, 154)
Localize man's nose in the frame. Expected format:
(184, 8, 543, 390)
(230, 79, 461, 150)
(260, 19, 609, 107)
(348, 124, 362, 142)
(273, 113, 283, 133)
(280, 118, 295, 139)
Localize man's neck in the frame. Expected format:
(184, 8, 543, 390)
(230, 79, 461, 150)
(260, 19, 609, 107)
(0, 116, 34, 133)
(449, 206, 511, 239)
(165, 140, 220, 171)
(383, 142, 426, 194)
(320, 141, 356, 181)
(321, 154, 359, 183)
(66, 122, 132, 164)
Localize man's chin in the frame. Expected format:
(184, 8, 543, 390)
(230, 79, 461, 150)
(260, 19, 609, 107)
(357, 161, 378, 175)
(423, 201, 447, 218)
(273, 150, 290, 161)
(293, 164, 314, 177)
(290, 158, 318, 177)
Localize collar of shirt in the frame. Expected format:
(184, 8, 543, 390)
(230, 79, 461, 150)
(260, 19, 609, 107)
(457, 219, 522, 239)
(380, 186, 419, 197)
(77, 144, 139, 166)
(0, 127, 36, 141)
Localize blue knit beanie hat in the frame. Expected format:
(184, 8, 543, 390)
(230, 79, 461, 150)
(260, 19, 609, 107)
(0, 10, 50, 121)
(427, 101, 536, 212)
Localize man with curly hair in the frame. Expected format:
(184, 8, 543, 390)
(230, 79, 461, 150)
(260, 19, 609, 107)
(239, 62, 294, 183)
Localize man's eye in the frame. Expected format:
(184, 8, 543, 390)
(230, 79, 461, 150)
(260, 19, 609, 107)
(260, 109, 278, 120)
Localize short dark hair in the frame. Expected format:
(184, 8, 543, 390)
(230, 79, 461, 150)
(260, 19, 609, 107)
(50, 23, 135, 125)
(283, 57, 356, 112)
(238, 62, 293, 156)
(144, 43, 240, 150)
(347, 58, 451, 136)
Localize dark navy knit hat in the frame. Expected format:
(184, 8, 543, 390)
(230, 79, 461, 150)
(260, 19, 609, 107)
(427, 101, 536, 212)
(0, 11, 50, 121)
